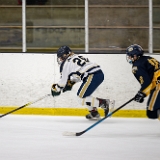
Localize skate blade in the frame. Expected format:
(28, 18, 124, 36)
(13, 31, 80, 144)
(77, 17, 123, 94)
(87, 117, 101, 121)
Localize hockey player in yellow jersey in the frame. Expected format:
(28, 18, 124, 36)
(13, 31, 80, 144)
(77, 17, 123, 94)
(51, 46, 115, 120)
(126, 44, 160, 120)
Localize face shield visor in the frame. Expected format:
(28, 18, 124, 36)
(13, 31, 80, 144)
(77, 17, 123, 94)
(126, 54, 133, 64)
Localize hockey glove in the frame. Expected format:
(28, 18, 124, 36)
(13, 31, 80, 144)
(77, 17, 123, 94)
(63, 80, 76, 93)
(134, 91, 146, 103)
(156, 76, 160, 84)
(51, 84, 61, 97)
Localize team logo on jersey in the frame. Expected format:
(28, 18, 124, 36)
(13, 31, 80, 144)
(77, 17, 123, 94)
(132, 66, 138, 74)
(128, 47, 133, 52)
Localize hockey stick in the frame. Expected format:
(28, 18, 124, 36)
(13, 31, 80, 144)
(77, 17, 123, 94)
(63, 97, 134, 136)
(0, 94, 51, 118)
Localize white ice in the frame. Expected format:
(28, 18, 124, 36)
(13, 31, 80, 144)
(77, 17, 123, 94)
(0, 115, 160, 160)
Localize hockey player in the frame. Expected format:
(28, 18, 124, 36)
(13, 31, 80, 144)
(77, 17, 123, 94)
(51, 46, 115, 120)
(126, 44, 160, 120)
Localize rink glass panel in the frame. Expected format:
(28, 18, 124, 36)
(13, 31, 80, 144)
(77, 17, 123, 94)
(0, 0, 159, 53)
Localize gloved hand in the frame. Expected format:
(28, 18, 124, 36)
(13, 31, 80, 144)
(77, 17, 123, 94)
(63, 80, 76, 92)
(134, 91, 146, 103)
(156, 76, 160, 84)
(51, 84, 61, 97)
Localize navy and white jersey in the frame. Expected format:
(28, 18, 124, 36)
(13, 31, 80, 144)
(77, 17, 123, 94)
(132, 56, 160, 96)
(57, 54, 101, 89)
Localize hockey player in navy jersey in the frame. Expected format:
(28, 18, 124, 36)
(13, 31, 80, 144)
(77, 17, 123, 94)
(126, 44, 160, 120)
(51, 46, 115, 120)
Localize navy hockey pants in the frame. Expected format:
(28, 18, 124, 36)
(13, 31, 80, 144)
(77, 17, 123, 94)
(77, 70, 104, 98)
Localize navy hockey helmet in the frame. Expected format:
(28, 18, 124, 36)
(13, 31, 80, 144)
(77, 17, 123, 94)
(57, 46, 72, 58)
(126, 44, 144, 64)
(126, 44, 144, 57)
(57, 46, 72, 64)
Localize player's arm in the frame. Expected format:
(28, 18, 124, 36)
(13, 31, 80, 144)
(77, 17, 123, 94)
(62, 71, 84, 93)
(51, 71, 68, 97)
(52, 61, 74, 95)
(134, 65, 153, 94)
(133, 67, 152, 103)
(62, 80, 76, 93)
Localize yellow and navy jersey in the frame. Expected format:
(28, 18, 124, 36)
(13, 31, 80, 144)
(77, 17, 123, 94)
(132, 56, 160, 96)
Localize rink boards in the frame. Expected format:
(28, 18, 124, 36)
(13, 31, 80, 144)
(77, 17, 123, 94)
(0, 107, 146, 118)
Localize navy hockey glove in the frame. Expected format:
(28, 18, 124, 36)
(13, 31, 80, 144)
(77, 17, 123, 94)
(63, 80, 76, 93)
(51, 84, 61, 97)
(134, 91, 146, 103)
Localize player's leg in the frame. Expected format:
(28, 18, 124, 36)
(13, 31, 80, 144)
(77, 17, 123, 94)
(79, 96, 115, 119)
(80, 96, 101, 120)
(147, 84, 160, 120)
(77, 71, 103, 119)
(77, 70, 115, 119)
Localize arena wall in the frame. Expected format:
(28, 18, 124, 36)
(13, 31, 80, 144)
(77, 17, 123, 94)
(0, 53, 159, 117)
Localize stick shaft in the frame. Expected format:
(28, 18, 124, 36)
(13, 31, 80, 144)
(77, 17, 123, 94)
(76, 97, 134, 136)
(0, 94, 50, 118)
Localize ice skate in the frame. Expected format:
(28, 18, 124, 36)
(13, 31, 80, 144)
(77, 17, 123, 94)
(97, 98, 115, 117)
(86, 107, 100, 120)
(96, 98, 110, 117)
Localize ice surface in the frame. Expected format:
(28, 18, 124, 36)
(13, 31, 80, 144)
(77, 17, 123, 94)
(0, 115, 160, 160)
